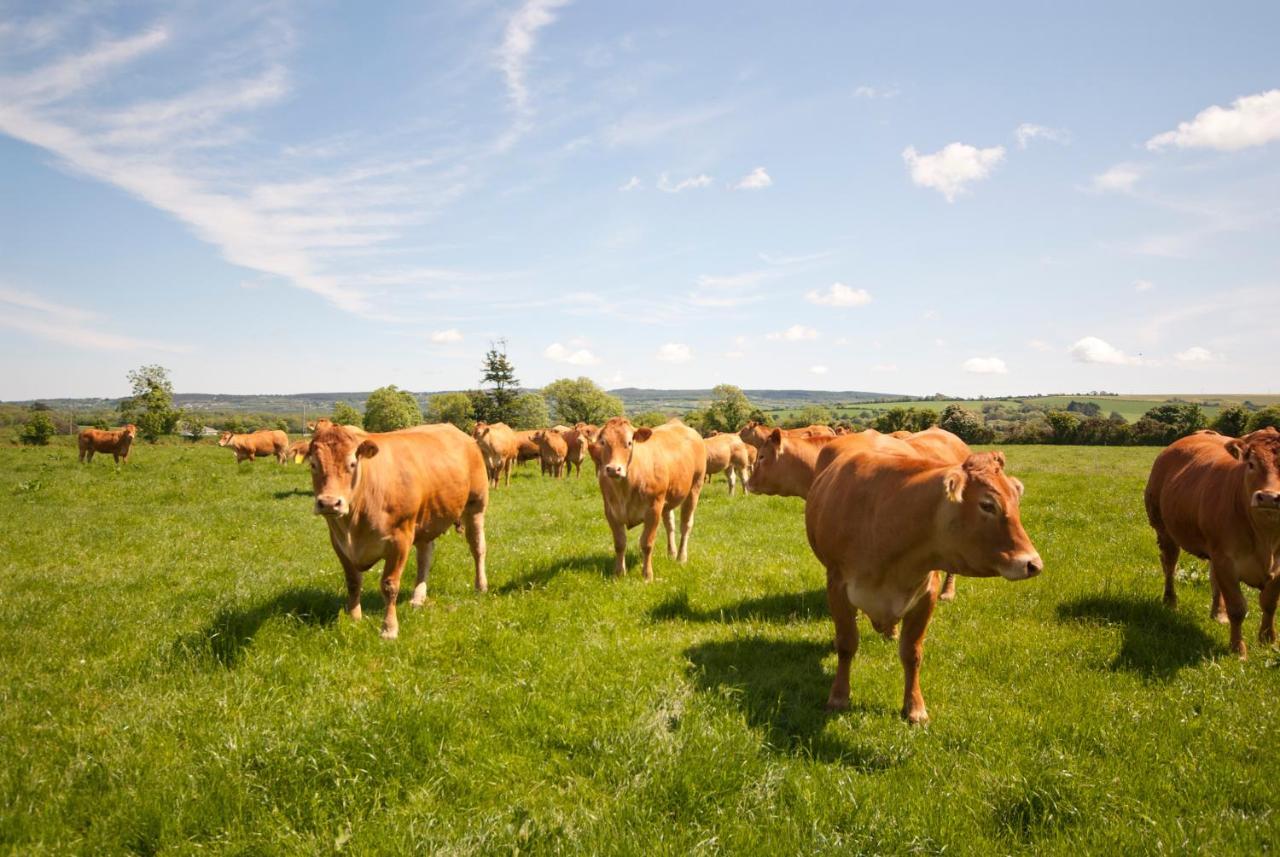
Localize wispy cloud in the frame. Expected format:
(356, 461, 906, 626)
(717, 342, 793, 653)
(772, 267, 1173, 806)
(657, 172, 712, 193)
(732, 166, 772, 190)
(545, 342, 600, 365)
(766, 324, 818, 342)
(1014, 122, 1070, 149)
(962, 356, 1008, 374)
(497, 0, 572, 114)
(1069, 336, 1143, 366)
(853, 85, 899, 99)
(805, 282, 871, 307)
(618, 175, 641, 191)
(1090, 162, 1143, 193)
(430, 329, 464, 343)
(0, 285, 188, 353)
(655, 343, 691, 363)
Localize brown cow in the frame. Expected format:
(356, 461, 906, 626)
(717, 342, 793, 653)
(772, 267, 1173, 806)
(1145, 428, 1280, 658)
(533, 429, 569, 477)
(746, 430, 843, 498)
(561, 427, 590, 477)
(473, 421, 518, 487)
(310, 418, 366, 436)
(739, 421, 836, 450)
(704, 432, 752, 495)
(513, 430, 541, 466)
(308, 423, 489, 639)
(218, 429, 289, 463)
(284, 439, 310, 463)
(592, 417, 706, 581)
(807, 448, 1041, 723)
(78, 424, 137, 464)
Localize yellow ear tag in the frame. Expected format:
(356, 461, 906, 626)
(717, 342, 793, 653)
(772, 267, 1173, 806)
(294, 454, 304, 464)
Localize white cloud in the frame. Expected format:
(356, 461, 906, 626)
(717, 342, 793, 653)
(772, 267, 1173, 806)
(1090, 163, 1143, 193)
(853, 85, 899, 99)
(902, 142, 1005, 202)
(544, 342, 600, 365)
(962, 356, 1008, 375)
(732, 166, 772, 190)
(497, 0, 572, 114)
(656, 342, 691, 363)
(657, 173, 712, 193)
(872, 363, 898, 372)
(1147, 89, 1280, 152)
(1027, 339, 1053, 352)
(0, 285, 187, 353)
(766, 324, 819, 342)
(1134, 279, 1155, 292)
(1175, 346, 1217, 363)
(1014, 123, 1069, 149)
(430, 328, 463, 343)
(618, 175, 641, 191)
(805, 282, 871, 307)
(809, 365, 829, 375)
(1069, 336, 1141, 365)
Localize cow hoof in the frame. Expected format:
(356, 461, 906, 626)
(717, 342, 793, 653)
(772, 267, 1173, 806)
(903, 708, 930, 726)
(1259, 627, 1276, 645)
(348, 607, 363, 622)
(380, 626, 399, 641)
(1162, 594, 1177, 609)
(1231, 641, 1247, 660)
(410, 597, 426, 609)
(938, 590, 956, 603)
(1212, 610, 1230, 625)
(825, 696, 850, 712)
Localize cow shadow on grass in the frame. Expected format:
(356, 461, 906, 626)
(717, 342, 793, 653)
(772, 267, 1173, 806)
(1056, 595, 1218, 680)
(650, 588, 826, 625)
(496, 552, 621, 594)
(272, 488, 312, 500)
(685, 636, 905, 769)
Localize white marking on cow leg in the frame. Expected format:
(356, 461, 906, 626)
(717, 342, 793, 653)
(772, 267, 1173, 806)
(677, 493, 699, 563)
(465, 511, 488, 593)
(663, 507, 677, 558)
(726, 468, 736, 496)
(411, 540, 436, 607)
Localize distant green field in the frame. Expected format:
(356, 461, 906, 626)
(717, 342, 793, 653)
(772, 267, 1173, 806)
(3, 440, 1279, 853)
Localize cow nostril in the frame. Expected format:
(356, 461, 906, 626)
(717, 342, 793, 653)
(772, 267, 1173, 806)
(1026, 557, 1043, 576)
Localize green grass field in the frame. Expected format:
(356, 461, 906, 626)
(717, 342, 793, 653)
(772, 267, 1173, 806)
(2, 439, 1279, 854)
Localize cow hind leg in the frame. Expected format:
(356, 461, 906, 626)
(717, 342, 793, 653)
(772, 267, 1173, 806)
(1156, 531, 1181, 608)
(463, 510, 488, 593)
(379, 540, 412, 640)
(411, 539, 436, 607)
(1258, 574, 1280, 645)
(663, 507, 677, 558)
(899, 574, 941, 724)
(938, 573, 957, 602)
(676, 487, 700, 563)
(1211, 559, 1248, 659)
(725, 467, 736, 496)
(825, 569, 859, 711)
(1209, 575, 1228, 624)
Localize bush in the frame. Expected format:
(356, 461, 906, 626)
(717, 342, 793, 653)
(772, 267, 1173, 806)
(542, 378, 624, 426)
(362, 386, 422, 433)
(120, 364, 180, 442)
(507, 392, 550, 430)
(19, 412, 56, 446)
(939, 404, 994, 443)
(1211, 405, 1250, 437)
(631, 410, 672, 428)
(182, 412, 206, 442)
(332, 401, 363, 428)
(1247, 406, 1280, 433)
(427, 392, 475, 431)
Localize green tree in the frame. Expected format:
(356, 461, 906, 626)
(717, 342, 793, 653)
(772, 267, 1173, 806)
(332, 401, 363, 427)
(1211, 405, 1250, 437)
(542, 377, 624, 425)
(20, 411, 56, 446)
(632, 410, 672, 427)
(1141, 403, 1206, 440)
(427, 392, 475, 431)
(1045, 410, 1079, 444)
(362, 385, 422, 432)
(120, 364, 180, 442)
(939, 404, 993, 443)
(783, 404, 834, 429)
(1066, 400, 1102, 418)
(704, 384, 753, 433)
(1247, 406, 1280, 433)
(746, 407, 769, 425)
(181, 411, 206, 442)
(508, 392, 549, 430)
(480, 340, 519, 424)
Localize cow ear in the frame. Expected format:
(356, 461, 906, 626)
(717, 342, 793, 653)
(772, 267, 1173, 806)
(1225, 439, 1245, 460)
(990, 450, 1006, 468)
(944, 468, 966, 503)
(1010, 477, 1025, 498)
(769, 428, 783, 445)
(356, 440, 379, 459)
(634, 427, 654, 443)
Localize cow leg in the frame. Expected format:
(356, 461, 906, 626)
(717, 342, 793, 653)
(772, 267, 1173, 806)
(379, 539, 412, 640)
(899, 574, 941, 724)
(676, 489, 700, 563)
(1258, 573, 1280, 645)
(112, 454, 120, 464)
(663, 507, 677, 558)
(825, 569, 859, 711)
(85, 449, 94, 463)
(610, 517, 629, 577)
(639, 503, 662, 582)
(338, 555, 364, 622)
(411, 539, 436, 607)
(463, 509, 488, 593)
(1209, 575, 1228, 623)
(938, 573, 957, 602)
(1156, 532, 1181, 608)
(725, 467, 736, 496)
(1211, 559, 1248, 659)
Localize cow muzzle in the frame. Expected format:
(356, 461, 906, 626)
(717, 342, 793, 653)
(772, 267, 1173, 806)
(1252, 490, 1280, 511)
(604, 465, 626, 479)
(314, 495, 348, 516)
(1000, 552, 1044, 581)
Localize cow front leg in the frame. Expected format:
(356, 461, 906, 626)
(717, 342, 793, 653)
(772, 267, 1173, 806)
(339, 556, 363, 622)
(663, 507, 677, 558)
(608, 515, 629, 577)
(379, 540, 412, 640)
(411, 539, 436, 607)
(639, 503, 662, 582)
(938, 573, 957, 602)
(899, 574, 941, 724)
(464, 509, 488, 592)
(1211, 559, 1247, 659)
(825, 569, 859, 711)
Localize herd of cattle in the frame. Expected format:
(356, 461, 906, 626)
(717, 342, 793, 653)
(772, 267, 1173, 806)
(74, 417, 1280, 723)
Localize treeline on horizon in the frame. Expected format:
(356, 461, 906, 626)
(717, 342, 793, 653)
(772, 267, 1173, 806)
(7, 345, 1280, 448)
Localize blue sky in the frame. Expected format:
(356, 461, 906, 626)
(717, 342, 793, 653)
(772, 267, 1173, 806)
(1, 1, 1278, 401)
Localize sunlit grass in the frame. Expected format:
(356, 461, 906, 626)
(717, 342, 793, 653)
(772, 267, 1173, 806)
(1, 440, 1277, 853)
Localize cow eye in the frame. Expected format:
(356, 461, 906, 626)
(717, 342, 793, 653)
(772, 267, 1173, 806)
(979, 499, 998, 514)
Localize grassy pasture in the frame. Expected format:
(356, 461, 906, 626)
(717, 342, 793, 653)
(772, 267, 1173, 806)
(2, 439, 1279, 854)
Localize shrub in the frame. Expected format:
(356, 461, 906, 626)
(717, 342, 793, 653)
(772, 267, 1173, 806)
(331, 401, 363, 428)
(19, 412, 56, 446)
(542, 378, 625, 426)
(427, 392, 475, 431)
(1210, 405, 1249, 437)
(362, 386, 422, 433)
(939, 404, 994, 444)
(1247, 406, 1280, 433)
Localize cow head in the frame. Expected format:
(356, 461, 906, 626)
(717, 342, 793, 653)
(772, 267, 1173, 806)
(122, 424, 138, 439)
(217, 431, 233, 446)
(574, 422, 600, 442)
(739, 421, 769, 448)
(473, 421, 490, 440)
(940, 451, 1042, 581)
(308, 425, 379, 517)
(595, 417, 651, 480)
(1227, 427, 1280, 512)
(745, 428, 788, 495)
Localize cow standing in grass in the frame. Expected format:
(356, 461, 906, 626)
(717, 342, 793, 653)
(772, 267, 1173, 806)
(1145, 427, 1280, 658)
(218, 429, 289, 463)
(738, 421, 835, 451)
(807, 448, 1041, 723)
(562, 425, 595, 477)
(308, 422, 489, 639)
(473, 422, 518, 487)
(591, 417, 706, 581)
(78, 424, 137, 464)
(534, 429, 568, 477)
(703, 432, 752, 495)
